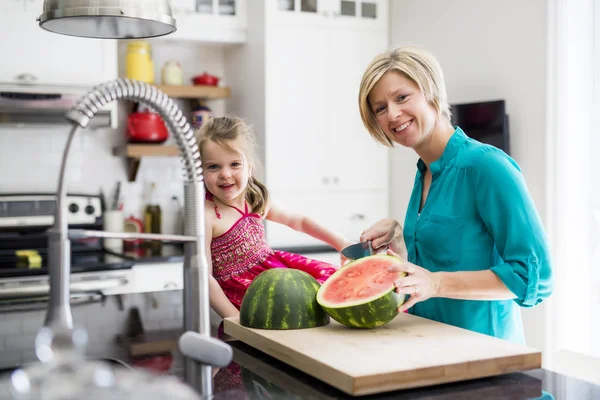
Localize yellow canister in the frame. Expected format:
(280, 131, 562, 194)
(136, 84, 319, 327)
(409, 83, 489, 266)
(126, 41, 155, 83)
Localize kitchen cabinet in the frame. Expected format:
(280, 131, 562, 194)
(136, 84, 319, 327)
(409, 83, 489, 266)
(0, 10, 117, 87)
(226, 1, 389, 246)
(157, 0, 247, 44)
(4, 0, 42, 13)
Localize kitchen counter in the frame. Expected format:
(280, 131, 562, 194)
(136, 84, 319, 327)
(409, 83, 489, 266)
(209, 340, 600, 399)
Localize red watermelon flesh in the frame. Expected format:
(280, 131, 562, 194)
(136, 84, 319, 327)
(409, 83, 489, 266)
(316, 255, 406, 328)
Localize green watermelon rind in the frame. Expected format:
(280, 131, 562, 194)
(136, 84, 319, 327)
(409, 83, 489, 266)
(239, 268, 330, 330)
(316, 255, 406, 329)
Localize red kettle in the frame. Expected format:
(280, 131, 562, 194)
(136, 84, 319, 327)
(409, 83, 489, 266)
(127, 112, 169, 143)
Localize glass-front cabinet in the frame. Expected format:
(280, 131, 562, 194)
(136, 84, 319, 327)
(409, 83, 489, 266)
(195, 0, 238, 16)
(166, 0, 246, 43)
(275, 0, 385, 23)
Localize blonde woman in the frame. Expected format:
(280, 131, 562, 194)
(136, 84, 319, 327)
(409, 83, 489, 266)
(358, 46, 552, 344)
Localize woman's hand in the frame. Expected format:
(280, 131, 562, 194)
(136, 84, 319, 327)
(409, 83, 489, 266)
(360, 219, 407, 258)
(386, 249, 441, 312)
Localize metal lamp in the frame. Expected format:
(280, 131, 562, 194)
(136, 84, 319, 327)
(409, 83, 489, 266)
(37, 0, 177, 39)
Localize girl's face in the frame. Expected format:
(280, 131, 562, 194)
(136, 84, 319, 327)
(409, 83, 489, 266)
(368, 70, 439, 149)
(201, 138, 251, 204)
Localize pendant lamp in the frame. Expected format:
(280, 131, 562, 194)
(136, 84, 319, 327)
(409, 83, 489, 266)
(38, 0, 176, 39)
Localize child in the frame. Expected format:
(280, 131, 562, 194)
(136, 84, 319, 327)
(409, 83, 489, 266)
(195, 115, 353, 320)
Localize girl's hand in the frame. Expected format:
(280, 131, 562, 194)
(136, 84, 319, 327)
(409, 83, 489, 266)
(386, 249, 441, 312)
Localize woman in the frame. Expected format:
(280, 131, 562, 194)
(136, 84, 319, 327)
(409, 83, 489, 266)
(357, 45, 553, 344)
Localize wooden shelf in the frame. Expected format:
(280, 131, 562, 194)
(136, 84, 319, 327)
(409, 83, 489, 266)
(154, 84, 230, 99)
(113, 144, 180, 158)
(113, 144, 180, 182)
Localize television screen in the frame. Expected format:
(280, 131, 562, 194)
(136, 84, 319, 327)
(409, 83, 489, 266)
(450, 100, 510, 154)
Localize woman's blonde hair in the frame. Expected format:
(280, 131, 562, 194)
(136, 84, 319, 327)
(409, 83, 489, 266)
(195, 115, 269, 215)
(358, 45, 451, 147)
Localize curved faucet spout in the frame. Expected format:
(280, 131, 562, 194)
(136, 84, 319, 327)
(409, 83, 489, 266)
(46, 79, 221, 397)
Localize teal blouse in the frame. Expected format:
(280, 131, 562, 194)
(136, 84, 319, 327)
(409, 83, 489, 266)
(403, 127, 553, 344)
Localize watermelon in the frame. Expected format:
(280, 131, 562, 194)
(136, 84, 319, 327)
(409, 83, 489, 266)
(316, 254, 406, 329)
(239, 268, 330, 330)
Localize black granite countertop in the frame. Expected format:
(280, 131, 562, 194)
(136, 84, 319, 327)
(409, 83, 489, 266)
(210, 341, 600, 399)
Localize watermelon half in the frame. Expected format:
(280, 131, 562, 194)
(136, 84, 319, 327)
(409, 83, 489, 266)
(239, 268, 330, 330)
(316, 254, 406, 329)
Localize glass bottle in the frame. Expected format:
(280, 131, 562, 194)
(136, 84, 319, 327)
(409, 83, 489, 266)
(144, 182, 162, 257)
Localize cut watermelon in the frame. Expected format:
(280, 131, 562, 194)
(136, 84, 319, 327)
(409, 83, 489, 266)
(240, 268, 330, 330)
(316, 254, 406, 329)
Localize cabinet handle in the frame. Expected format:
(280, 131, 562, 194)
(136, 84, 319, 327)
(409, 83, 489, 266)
(350, 214, 365, 220)
(15, 73, 37, 84)
(164, 282, 178, 289)
(333, 177, 339, 185)
(322, 177, 330, 184)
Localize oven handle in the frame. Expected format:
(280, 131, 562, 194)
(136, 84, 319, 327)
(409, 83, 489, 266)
(69, 229, 197, 242)
(0, 292, 105, 313)
(0, 277, 128, 299)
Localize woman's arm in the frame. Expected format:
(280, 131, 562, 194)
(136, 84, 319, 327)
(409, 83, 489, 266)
(472, 149, 553, 307)
(265, 200, 352, 251)
(204, 203, 240, 319)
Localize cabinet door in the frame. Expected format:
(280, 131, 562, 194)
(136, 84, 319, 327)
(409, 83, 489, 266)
(328, 0, 387, 28)
(0, 12, 116, 86)
(3, 0, 25, 12)
(265, 21, 329, 193)
(326, 25, 389, 192)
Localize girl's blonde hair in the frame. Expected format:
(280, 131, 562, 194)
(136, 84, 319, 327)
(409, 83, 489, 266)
(195, 116, 269, 215)
(358, 45, 451, 147)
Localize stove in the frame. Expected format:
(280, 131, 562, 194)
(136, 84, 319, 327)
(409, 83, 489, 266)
(0, 193, 133, 300)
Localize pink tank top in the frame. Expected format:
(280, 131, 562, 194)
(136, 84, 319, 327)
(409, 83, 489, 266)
(207, 193, 274, 281)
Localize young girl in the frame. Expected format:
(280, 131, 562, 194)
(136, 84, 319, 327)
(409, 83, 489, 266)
(195, 115, 352, 320)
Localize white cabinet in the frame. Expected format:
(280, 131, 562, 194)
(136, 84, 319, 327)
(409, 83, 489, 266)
(4, 0, 42, 12)
(157, 0, 247, 43)
(265, 0, 389, 194)
(0, 10, 117, 87)
(226, 0, 389, 248)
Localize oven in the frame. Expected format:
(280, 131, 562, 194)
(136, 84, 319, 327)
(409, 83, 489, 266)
(0, 193, 133, 308)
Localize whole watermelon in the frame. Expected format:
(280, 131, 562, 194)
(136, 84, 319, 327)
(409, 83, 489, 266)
(316, 254, 406, 329)
(239, 268, 330, 330)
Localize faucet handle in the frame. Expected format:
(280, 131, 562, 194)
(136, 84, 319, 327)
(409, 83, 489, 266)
(178, 331, 233, 368)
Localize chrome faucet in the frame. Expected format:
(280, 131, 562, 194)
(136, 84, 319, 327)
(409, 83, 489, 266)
(44, 79, 231, 397)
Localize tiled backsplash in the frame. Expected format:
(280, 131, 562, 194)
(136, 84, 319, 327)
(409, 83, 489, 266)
(0, 291, 185, 370)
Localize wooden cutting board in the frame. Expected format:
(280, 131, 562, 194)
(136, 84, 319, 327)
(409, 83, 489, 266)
(224, 313, 541, 396)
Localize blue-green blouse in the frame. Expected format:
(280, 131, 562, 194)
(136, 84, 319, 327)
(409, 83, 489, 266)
(403, 127, 553, 344)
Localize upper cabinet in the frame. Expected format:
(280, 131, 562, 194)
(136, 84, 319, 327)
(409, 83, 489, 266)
(0, 3, 117, 87)
(272, 0, 387, 28)
(157, 0, 247, 44)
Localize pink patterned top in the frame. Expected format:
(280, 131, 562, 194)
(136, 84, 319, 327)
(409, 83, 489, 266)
(210, 202, 274, 282)
(206, 192, 338, 309)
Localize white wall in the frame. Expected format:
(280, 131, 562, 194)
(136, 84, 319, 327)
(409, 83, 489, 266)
(388, 0, 550, 356)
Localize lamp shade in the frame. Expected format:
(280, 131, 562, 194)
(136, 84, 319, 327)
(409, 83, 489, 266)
(38, 0, 177, 39)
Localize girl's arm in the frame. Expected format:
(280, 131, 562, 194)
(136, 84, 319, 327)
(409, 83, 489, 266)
(204, 202, 240, 319)
(265, 200, 352, 252)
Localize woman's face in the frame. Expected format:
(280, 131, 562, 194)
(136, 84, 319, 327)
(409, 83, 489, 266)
(368, 70, 439, 148)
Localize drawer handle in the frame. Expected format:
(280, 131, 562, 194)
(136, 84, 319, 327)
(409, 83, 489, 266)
(164, 282, 178, 289)
(15, 73, 38, 84)
(350, 214, 365, 220)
